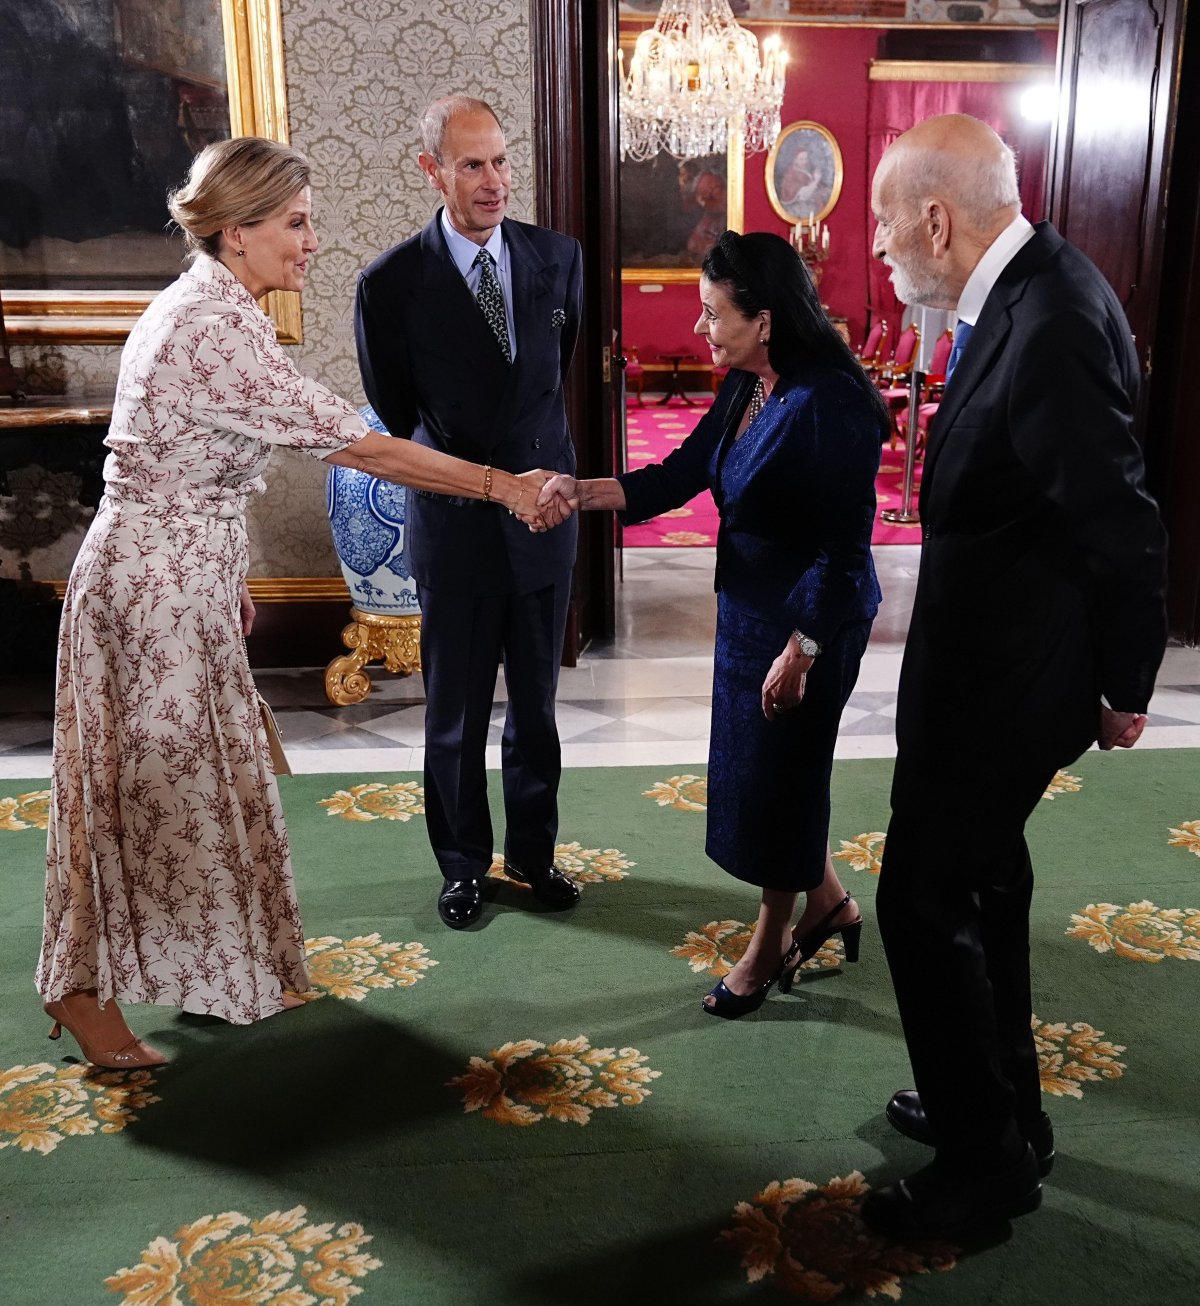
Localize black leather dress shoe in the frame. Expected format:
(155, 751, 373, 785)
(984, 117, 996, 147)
(885, 1090, 1056, 1177)
(503, 862, 580, 907)
(437, 879, 483, 928)
(861, 1146, 1041, 1240)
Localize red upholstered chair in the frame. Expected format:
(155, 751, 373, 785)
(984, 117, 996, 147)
(894, 329, 954, 457)
(623, 345, 645, 406)
(856, 319, 889, 381)
(879, 324, 921, 445)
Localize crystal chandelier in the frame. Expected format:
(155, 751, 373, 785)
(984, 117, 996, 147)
(619, 0, 787, 161)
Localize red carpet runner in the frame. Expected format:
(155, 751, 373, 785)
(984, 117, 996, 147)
(622, 399, 922, 548)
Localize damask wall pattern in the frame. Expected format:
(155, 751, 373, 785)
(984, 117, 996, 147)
(6, 0, 535, 583)
(257, 0, 536, 576)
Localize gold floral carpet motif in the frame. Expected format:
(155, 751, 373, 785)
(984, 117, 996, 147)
(2, 754, 1197, 1304)
(834, 831, 887, 876)
(0, 789, 50, 831)
(719, 1173, 957, 1300)
(447, 1036, 661, 1127)
(643, 773, 708, 810)
(1066, 901, 1200, 964)
(104, 1206, 381, 1305)
(317, 780, 424, 821)
(301, 934, 437, 1001)
(1033, 1015, 1127, 1098)
(486, 842, 635, 888)
(1167, 819, 1200, 855)
(0, 1064, 159, 1157)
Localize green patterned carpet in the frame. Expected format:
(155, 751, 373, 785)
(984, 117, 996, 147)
(2, 753, 1199, 1303)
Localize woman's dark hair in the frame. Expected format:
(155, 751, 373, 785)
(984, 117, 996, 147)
(702, 230, 888, 427)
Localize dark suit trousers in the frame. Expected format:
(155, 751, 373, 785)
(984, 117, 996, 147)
(877, 761, 1057, 1171)
(417, 577, 571, 881)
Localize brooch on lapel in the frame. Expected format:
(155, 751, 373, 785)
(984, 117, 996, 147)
(551, 308, 566, 329)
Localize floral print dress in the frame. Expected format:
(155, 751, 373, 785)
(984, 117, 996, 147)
(36, 255, 365, 1023)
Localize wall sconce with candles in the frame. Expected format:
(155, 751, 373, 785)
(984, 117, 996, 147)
(791, 214, 830, 286)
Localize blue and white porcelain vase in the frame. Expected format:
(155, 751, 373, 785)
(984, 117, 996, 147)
(326, 405, 420, 617)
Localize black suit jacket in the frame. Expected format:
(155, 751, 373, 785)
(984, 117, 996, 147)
(893, 222, 1167, 809)
(355, 211, 582, 595)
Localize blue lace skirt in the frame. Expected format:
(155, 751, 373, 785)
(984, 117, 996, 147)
(705, 593, 872, 890)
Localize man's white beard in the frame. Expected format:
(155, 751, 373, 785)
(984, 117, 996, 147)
(885, 258, 939, 308)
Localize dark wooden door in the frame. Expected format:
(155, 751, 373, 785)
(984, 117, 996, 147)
(1050, 0, 1200, 642)
(529, 0, 621, 660)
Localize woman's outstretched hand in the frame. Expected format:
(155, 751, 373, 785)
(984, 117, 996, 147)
(537, 474, 582, 529)
(513, 469, 555, 532)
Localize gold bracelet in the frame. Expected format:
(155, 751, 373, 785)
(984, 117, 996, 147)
(510, 483, 526, 517)
(481, 464, 493, 503)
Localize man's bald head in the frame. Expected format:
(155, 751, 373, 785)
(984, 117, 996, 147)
(871, 115, 1022, 308)
(878, 115, 1019, 229)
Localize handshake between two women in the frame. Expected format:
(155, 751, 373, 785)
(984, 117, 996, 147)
(521, 472, 618, 532)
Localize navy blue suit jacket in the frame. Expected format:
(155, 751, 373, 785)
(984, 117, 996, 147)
(619, 363, 885, 646)
(355, 211, 582, 595)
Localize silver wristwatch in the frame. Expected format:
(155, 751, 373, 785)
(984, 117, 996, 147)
(792, 630, 821, 657)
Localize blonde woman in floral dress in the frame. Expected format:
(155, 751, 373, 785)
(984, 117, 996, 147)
(36, 138, 553, 1066)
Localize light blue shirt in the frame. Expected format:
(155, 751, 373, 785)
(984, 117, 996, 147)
(439, 207, 517, 361)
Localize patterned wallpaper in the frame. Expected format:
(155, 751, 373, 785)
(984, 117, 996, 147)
(5, 0, 534, 583)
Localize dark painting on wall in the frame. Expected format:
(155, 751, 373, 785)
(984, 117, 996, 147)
(621, 149, 731, 277)
(0, 0, 230, 292)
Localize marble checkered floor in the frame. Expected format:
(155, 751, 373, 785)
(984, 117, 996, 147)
(3, 545, 1200, 777)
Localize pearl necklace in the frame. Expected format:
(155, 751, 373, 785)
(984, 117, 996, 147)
(747, 378, 766, 423)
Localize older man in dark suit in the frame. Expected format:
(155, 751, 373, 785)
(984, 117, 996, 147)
(863, 115, 1167, 1238)
(355, 95, 583, 929)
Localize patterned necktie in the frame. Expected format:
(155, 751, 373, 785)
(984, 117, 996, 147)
(946, 319, 974, 381)
(473, 249, 511, 364)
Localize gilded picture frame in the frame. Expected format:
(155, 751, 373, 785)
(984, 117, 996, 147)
(1, 0, 300, 346)
(620, 126, 746, 286)
(764, 121, 844, 227)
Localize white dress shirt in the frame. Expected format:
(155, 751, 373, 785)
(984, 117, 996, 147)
(955, 213, 1036, 327)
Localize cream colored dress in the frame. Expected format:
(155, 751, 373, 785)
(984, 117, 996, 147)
(37, 255, 364, 1023)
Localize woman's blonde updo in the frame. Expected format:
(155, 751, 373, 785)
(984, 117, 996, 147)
(167, 136, 311, 258)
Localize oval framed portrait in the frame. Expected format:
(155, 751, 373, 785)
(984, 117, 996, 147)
(765, 121, 844, 225)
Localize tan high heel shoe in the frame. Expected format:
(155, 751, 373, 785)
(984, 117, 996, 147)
(44, 991, 168, 1069)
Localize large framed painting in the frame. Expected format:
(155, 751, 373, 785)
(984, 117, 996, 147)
(620, 127, 746, 284)
(765, 121, 844, 226)
(0, 0, 299, 344)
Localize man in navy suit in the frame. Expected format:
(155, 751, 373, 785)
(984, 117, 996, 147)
(355, 95, 583, 928)
(863, 115, 1167, 1237)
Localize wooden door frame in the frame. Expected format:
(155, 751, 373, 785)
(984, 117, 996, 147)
(1050, 0, 1200, 643)
(529, 0, 620, 660)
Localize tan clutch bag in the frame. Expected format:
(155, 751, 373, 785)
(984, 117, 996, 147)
(257, 695, 292, 777)
(243, 636, 291, 776)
